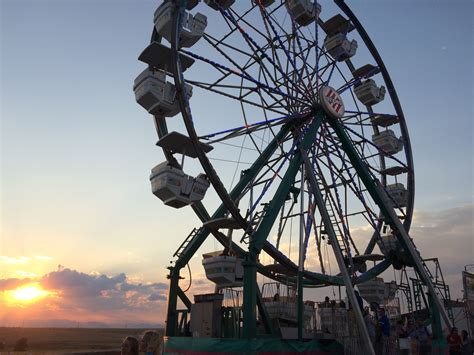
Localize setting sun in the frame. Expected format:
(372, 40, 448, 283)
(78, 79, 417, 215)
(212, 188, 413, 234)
(5, 283, 52, 304)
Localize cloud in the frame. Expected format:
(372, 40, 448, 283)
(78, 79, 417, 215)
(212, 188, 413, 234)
(0, 256, 30, 264)
(35, 255, 53, 261)
(0, 267, 170, 326)
(41, 268, 127, 297)
(0, 278, 33, 290)
(148, 292, 167, 301)
(410, 204, 473, 299)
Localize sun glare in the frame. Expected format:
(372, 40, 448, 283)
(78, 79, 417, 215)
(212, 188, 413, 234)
(6, 283, 51, 304)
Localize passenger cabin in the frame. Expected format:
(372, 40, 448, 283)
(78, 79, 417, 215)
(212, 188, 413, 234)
(202, 251, 244, 288)
(150, 162, 209, 208)
(286, 0, 321, 26)
(354, 79, 386, 106)
(378, 233, 399, 255)
(372, 130, 403, 155)
(204, 0, 235, 11)
(358, 277, 397, 305)
(386, 183, 408, 208)
(154, 2, 207, 48)
(324, 33, 358, 61)
(261, 282, 315, 335)
(134, 68, 192, 116)
(253, 0, 275, 6)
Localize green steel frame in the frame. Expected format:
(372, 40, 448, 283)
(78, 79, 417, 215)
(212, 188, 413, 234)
(159, 1, 450, 350)
(164, 109, 451, 350)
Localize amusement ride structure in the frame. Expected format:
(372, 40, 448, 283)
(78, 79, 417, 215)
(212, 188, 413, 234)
(134, 1, 453, 353)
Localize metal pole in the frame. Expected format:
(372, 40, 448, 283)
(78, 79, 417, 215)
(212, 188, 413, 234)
(297, 164, 305, 340)
(301, 149, 375, 355)
(329, 117, 452, 329)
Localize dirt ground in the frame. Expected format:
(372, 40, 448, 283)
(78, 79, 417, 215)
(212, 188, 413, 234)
(0, 327, 164, 354)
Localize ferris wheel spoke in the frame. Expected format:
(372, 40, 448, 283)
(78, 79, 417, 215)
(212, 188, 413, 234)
(343, 123, 410, 170)
(249, 112, 324, 253)
(187, 80, 286, 115)
(221, 5, 313, 103)
(180, 48, 306, 106)
(200, 35, 292, 109)
(290, 25, 316, 100)
(199, 110, 310, 142)
(320, 128, 383, 245)
(255, 4, 315, 100)
(311, 145, 358, 262)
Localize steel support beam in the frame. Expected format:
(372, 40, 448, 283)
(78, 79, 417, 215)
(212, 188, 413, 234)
(165, 267, 180, 336)
(327, 118, 452, 328)
(243, 112, 324, 338)
(301, 148, 375, 355)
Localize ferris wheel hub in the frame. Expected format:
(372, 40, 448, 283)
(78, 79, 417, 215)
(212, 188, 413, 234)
(319, 85, 345, 119)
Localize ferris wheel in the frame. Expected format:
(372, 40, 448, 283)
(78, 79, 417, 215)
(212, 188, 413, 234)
(134, 1, 451, 353)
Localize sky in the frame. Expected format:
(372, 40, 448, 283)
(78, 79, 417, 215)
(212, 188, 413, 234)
(0, 0, 473, 327)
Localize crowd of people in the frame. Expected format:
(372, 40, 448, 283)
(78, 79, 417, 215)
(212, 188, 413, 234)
(447, 326, 472, 355)
(321, 295, 473, 355)
(121, 330, 162, 355)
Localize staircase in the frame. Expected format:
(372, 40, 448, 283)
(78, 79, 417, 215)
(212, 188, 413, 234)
(174, 227, 204, 259)
(408, 258, 454, 324)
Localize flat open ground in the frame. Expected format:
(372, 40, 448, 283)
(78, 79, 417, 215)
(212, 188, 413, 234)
(0, 327, 163, 354)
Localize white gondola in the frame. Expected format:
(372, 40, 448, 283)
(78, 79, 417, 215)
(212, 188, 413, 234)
(264, 299, 314, 325)
(354, 79, 386, 106)
(202, 251, 243, 288)
(150, 162, 210, 208)
(357, 277, 386, 305)
(204, 0, 235, 11)
(154, 2, 207, 48)
(372, 130, 403, 155)
(358, 277, 397, 305)
(385, 183, 408, 208)
(134, 68, 192, 116)
(252, 0, 275, 7)
(286, 0, 321, 27)
(370, 114, 399, 127)
(379, 233, 399, 255)
(324, 33, 357, 61)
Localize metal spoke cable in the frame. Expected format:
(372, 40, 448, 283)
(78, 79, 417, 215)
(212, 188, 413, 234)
(221, 7, 310, 103)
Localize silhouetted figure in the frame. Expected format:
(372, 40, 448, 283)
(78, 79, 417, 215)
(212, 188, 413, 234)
(14, 337, 28, 351)
(121, 336, 139, 355)
(354, 290, 364, 311)
(378, 308, 390, 355)
(461, 329, 472, 355)
(139, 330, 161, 355)
(447, 327, 462, 355)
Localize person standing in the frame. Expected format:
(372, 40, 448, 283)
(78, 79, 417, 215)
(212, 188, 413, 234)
(139, 330, 162, 355)
(447, 327, 462, 355)
(379, 308, 391, 355)
(363, 307, 377, 347)
(415, 320, 431, 355)
(460, 329, 472, 355)
(121, 336, 139, 355)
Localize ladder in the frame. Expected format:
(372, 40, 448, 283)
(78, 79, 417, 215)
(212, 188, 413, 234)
(323, 194, 351, 261)
(409, 258, 454, 324)
(174, 227, 203, 259)
(421, 258, 454, 324)
(398, 267, 414, 314)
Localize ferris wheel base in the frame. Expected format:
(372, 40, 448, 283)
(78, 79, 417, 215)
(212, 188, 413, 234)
(163, 337, 344, 355)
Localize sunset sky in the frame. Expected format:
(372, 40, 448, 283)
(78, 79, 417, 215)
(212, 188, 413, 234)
(1, 0, 473, 327)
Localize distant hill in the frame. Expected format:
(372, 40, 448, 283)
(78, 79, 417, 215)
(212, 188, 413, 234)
(0, 327, 164, 352)
(0, 319, 163, 329)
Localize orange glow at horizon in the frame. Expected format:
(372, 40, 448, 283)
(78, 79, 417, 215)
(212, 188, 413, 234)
(5, 283, 54, 305)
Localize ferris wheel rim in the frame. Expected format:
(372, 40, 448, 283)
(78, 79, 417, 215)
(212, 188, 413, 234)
(164, 0, 414, 285)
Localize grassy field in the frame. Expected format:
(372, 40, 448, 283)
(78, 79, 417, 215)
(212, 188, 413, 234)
(0, 327, 164, 354)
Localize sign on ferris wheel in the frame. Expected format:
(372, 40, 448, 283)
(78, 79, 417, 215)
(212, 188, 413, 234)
(319, 85, 345, 119)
